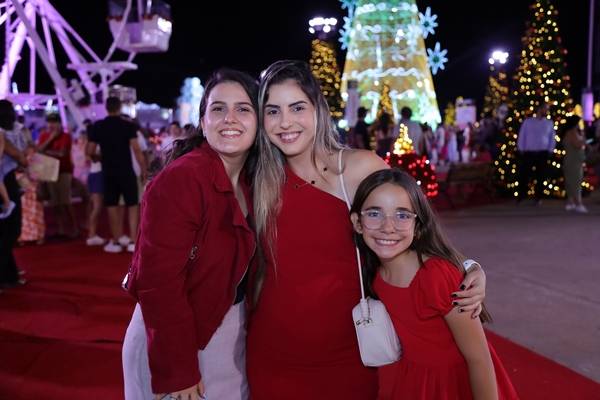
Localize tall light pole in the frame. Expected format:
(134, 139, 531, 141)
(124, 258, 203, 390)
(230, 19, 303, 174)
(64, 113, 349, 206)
(308, 17, 337, 40)
(582, 0, 595, 124)
(483, 50, 509, 120)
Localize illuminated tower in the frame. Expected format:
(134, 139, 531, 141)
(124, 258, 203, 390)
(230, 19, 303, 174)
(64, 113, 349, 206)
(339, 0, 445, 126)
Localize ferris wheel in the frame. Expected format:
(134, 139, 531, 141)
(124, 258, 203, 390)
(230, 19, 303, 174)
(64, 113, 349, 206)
(0, 0, 172, 128)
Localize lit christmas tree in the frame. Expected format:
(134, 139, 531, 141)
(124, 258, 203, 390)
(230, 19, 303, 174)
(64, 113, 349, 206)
(482, 66, 509, 117)
(494, 0, 593, 197)
(310, 39, 345, 119)
(339, 0, 444, 126)
(444, 101, 456, 126)
(376, 81, 394, 120)
(385, 124, 438, 197)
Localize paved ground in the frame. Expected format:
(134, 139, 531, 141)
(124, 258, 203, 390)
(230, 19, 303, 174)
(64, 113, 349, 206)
(439, 192, 600, 383)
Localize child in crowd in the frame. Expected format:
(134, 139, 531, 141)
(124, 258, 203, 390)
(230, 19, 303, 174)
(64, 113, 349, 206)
(0, 132, 16, 219)
(349, 168, 518, 400)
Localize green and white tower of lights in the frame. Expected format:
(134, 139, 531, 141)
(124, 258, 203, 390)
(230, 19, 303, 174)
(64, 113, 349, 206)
(339, 0, 446, 127)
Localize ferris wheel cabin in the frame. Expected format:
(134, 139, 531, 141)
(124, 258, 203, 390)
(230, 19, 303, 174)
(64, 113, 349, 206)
(108, 0, 172, 53)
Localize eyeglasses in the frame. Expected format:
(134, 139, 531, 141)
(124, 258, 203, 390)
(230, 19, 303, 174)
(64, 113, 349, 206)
(360, 210, 417, 231)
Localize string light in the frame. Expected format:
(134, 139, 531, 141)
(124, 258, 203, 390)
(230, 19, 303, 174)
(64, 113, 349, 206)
(310, 39, 345, 118)
(493, 0, 593, 198)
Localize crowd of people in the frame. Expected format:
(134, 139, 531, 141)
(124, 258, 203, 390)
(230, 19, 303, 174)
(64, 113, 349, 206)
(1, 60, 596, 400)
(347, 106, 502, 166)
(346, 102, 598, 213)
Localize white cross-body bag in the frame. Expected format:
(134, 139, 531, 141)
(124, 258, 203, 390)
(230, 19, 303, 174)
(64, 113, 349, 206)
(338, 149, 402, 367)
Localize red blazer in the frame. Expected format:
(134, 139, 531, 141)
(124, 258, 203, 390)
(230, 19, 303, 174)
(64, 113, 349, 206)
(127, 142, 255, 393)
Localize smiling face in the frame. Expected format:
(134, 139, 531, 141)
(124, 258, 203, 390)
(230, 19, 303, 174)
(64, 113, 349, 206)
(351, 183, 416, 264)
(200, 82, 257, 159)
(263, 81, 316, 158)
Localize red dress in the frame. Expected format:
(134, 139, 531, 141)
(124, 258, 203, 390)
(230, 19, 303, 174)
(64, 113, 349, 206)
(246, 165, 378, 399)
(375, 258, 519, 400)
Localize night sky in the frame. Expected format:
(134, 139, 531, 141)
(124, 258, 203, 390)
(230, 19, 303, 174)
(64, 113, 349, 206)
(5, 0, 593, 114)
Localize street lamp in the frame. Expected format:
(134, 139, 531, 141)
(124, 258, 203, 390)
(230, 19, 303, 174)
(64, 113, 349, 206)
(488, 50, 509, 65)
(308, 17, 337, 40)
(484, 50, 510, 121)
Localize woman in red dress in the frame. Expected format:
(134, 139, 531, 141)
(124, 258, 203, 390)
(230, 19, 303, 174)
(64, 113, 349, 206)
(349, 169, 518, 400)
(246, 60, 488, 399)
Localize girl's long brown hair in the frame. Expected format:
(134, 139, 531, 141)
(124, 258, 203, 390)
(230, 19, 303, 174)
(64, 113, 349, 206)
(350, 168, 492, 323)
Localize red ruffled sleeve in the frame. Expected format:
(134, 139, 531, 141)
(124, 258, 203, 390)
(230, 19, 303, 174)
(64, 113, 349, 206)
(413, 258, 464, 319)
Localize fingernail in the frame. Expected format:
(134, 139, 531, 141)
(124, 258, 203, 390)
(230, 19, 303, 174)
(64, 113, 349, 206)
(450, 293, 457, 298)
(459, 285, 466, 291)
(472, 315, 478, 320)
(452, 301, 458, 306)
(459, 308, 464, 313)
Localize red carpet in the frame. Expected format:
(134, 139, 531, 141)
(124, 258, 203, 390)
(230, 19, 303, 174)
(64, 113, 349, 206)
(1, 213, 599, 399)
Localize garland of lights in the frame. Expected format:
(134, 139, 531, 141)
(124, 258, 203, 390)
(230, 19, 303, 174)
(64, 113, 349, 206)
(494, 0, 594, 198)
(339, 0, 446, 128)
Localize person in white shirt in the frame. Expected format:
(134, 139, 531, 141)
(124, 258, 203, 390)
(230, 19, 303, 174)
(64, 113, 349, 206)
(516, 103, 556, 205)
(399, 107, 424, 155)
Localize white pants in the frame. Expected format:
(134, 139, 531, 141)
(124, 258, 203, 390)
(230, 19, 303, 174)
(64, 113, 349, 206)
(122, 302, 249, 400)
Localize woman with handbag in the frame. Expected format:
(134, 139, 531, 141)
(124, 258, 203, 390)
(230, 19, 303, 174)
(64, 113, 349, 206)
(122, 69, 258, 400)
(349, 168, 518, 400)
(246, 60, 488, 399)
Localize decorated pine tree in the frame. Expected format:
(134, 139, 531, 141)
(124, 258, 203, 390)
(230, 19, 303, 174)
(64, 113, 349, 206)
(444, 101, 456, 126)
(376, 81, 394, 120)
(482, 66, 509, 117)
(310, 39, 345, 119)
(339, 0, 444, 126)
(385, 124, 438, 197)
(493, 0, 591, 198)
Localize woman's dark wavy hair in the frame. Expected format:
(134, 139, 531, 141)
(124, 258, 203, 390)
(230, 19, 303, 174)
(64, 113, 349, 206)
(0, 99, 16, 131)
(148, 68, 260, 181)
(350, 168, 491, 323)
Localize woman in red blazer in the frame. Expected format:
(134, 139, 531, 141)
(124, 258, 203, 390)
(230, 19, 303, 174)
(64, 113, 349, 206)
(122, 69, 258, 400)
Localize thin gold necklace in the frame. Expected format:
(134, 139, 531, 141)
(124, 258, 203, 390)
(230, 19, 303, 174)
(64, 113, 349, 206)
(286, 166, 328, 190)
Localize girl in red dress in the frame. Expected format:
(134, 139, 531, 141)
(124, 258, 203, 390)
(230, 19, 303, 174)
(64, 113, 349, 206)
(349, 168, 518, 400)
(246, 60, 490, 399)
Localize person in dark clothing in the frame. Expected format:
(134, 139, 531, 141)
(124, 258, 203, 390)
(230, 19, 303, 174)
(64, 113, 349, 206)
(0, 100, 27, 291)
(87, 97, 146, 253)
(355, 106, 371, 150)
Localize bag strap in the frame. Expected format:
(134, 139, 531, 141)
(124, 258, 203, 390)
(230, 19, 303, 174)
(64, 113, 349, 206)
(338, 150, 367, 302)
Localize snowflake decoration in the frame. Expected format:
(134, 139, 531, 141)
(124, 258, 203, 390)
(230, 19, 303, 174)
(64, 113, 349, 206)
(418, 7, 438, 39)
(339, 31, 351, 50)
(339, 0, 357, 10)
(427, 42, 448, 75)
(339, 0, 357, 22)
(338, 16, 353, 50)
